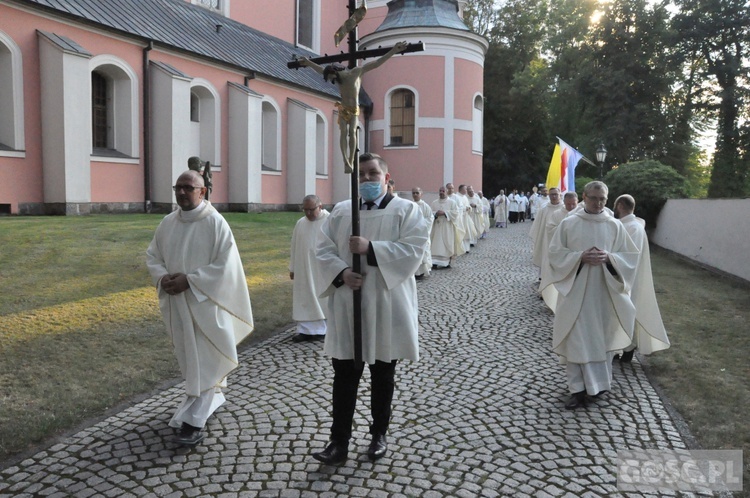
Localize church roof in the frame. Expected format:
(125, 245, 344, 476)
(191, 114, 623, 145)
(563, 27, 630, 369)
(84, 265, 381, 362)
(375, 0, 470, 33)
(16, 0, 339, 98)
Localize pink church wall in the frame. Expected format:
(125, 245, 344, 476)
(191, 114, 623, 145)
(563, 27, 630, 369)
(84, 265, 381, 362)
(453, 130, 482, 189)
(228, 1, 294, 44)
(91, 163, 143, 202)
(0, 6, 151, 211)
(0, 6, 44, 211)
(246, 79, 339, 205)
(364, 56, 445, 120)
(319, 0, 352, 57)
(454, 57, 483, 121)
(384, 128, 445, 192)
(1, 1, 483, 213)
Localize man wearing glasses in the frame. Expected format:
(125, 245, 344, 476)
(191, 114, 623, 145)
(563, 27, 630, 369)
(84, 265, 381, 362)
(146, 170, 254, 445)
(547, 181, 638, 410)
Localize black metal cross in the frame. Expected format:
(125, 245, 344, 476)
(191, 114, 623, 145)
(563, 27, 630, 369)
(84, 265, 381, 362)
(288, 1, 424, 365)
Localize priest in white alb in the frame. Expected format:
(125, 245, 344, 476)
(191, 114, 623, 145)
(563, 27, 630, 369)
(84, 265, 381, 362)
(613, 194, 670, 360)
(529, 187, 565, 282)
(494, 190, 509, 227)
(289, 194, 330, 342)
(466, 185, 486, 244)
(411, 187, 434, 279)
(146, 170, 254, 446)
(548, 181, 639, 410)
(430, 186, 464, 268)
(312, 152, 429, 465)
(539, 191, 578, 311)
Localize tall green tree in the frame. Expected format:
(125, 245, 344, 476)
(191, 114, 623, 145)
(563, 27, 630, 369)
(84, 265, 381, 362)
(670, 0, 750, 197)
(477, 0, 552, 194)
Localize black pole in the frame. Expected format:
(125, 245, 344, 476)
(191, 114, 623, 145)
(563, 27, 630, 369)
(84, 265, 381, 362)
(348, 0, 363, 366)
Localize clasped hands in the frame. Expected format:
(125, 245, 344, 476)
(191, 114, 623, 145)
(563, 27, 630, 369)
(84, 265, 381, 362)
(581, 247, 610, 266)
(160, 273, 190, 295)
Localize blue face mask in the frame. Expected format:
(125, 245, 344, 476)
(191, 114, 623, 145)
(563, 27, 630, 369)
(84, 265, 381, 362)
(360, 181, 383, 201)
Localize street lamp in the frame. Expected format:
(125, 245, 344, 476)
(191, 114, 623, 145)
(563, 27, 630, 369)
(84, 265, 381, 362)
(596, 143, 607, 180)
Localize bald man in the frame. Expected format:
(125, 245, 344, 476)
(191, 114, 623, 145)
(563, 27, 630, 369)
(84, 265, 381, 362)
(147, 170, 254, 445)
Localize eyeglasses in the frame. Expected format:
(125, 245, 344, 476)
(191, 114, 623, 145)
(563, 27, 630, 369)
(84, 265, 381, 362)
(172, 185, 202, 192)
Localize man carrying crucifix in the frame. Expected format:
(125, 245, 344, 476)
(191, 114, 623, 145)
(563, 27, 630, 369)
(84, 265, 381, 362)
(298, 41, 408, 174)
(313, 153, 429, 464)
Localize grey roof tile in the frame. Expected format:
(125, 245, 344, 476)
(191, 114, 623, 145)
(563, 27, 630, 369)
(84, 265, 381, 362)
(375, 0, 469, 33)
(37, 29, 93, 56)
(19, 0, 339, 98)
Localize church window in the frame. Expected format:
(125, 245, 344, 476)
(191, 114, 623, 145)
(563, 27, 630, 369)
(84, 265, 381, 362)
(296, 0, 320, 52)
(389, 89, 415, 146)
(91, 71, 109, 149)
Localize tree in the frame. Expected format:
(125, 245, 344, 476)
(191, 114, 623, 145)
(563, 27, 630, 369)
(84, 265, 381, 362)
(604, 160, 688, 226)
(672, 0, 750, 197)
(476, 0, 552, 194)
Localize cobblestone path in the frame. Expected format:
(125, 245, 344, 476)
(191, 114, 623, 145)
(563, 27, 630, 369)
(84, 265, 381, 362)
(1, 222, 691, 497)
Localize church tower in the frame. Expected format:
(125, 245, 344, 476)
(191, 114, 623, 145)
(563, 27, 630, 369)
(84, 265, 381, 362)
(359, 0, 488, 194)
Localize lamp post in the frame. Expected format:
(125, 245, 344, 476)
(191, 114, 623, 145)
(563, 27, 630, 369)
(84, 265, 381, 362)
(596, 143, 607, 180)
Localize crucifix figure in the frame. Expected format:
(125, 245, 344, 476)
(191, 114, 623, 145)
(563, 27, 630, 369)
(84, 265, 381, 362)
(297, 41, 407, 174)
(288, 2, 424, 368)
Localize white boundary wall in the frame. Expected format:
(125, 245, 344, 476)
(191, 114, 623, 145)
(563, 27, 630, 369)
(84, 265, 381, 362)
(652, 199, 750, 282)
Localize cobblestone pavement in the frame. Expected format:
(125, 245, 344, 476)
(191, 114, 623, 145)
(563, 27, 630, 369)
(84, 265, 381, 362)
(1, 222, 700, 497)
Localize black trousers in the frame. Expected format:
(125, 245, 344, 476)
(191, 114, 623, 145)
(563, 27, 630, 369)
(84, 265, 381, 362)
(330, 358, 398, 443)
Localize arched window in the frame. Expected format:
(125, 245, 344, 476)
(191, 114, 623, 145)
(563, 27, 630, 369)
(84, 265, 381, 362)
(261, 99, 280, 171)
(188, 81, 220, 166)
(0, 31, 25, 153)
(472, 94, 484, 154)
(389, 88, 415, 146)
(89, 56, 138, 157)
(91, 71, 109, 149)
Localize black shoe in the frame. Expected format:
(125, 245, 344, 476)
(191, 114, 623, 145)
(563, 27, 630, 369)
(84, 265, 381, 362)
(367, 434, 388, 461)
(414, 274, 425, 281)
(620, 350, 635, 362)
(292, 333, 317, 343)
(564, 391, 587, 410)
(312, 441, 348, 465)
(174, 423, 205, 446)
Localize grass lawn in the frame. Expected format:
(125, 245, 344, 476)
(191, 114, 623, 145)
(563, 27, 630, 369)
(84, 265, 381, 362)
(0, 216, 748, 495)
(0, 212, 298, 460)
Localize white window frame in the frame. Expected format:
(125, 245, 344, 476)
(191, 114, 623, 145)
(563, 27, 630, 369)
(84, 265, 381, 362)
(0, 30, 25, 156)
(261, 97, 282, 173)
(295, 0, 320, 53)
(385, 85, 419, 148)
(472, 93, 484, 154)
(89, 55, 139, 159)
(315, 111, 328, 176)
(189, 78, 221, 169)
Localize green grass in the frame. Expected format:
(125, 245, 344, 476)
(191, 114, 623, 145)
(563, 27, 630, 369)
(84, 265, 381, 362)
(0, 216, 748, 497)
(0, 212, 298, 459)
(644, 246, 750, 497)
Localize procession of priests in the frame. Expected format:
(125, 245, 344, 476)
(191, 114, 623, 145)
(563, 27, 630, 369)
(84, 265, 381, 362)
(146, 165, 671, 454)
(538, 181, 670, 410)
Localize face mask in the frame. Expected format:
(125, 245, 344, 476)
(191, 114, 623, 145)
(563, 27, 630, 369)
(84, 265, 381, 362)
(360, 181, 383, 201)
